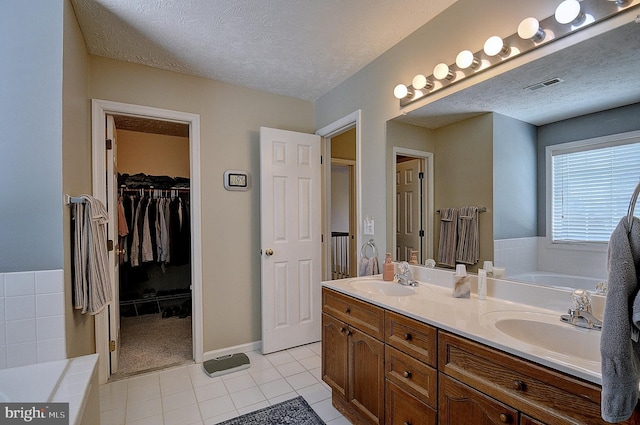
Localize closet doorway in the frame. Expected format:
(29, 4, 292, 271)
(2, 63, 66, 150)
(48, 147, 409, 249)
(111, 114, 193, 378)
(91, 99, 203, 384)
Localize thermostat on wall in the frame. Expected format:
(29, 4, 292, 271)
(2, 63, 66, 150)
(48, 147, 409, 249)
(224, 170, 251, 191)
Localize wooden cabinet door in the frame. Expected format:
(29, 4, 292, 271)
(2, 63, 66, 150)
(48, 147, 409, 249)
(349, 326, 385, 424)
(439, 374, 518, 425)
(322, 312, 348, 398)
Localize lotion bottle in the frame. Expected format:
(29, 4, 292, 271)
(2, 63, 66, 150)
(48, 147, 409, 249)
(477, 268, 487, 300)
(383, 253, 394, 281)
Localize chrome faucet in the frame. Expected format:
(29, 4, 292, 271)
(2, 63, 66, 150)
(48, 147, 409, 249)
(560, 289, 602, 330)
(395, 261, 418, 287)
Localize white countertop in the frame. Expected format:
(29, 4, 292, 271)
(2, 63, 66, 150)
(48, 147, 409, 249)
(322, 266, 603, 385)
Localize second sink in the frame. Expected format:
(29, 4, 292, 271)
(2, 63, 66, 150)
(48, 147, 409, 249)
(482, 310, 601, 364)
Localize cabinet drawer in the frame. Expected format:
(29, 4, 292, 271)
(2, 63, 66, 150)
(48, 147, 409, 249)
(386, 380, 436, 425)
(439, 331, 605, 425)
(385, 310, 437, 367)
(385, 345, 437, 409)
(322, 288, 384, 340)
(439, 373, 519, 425)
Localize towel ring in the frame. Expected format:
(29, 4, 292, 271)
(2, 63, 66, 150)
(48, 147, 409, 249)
(360, 239, 378, 259)
(627, 181, 640, 233)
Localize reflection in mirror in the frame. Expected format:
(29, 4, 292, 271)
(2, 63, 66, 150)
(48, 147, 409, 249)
(389, 19, 640, 290)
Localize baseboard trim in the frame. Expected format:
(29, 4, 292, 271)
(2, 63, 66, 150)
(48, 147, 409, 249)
(202, 341, 262, 363)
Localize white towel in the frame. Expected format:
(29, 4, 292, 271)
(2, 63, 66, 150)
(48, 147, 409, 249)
(437, 208, 458, 267)
(72, 195, 112, 315)
(456, 206, 479, 265)
(601, 216, 640, 422)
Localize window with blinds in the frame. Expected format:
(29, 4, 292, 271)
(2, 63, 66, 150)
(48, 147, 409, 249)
(551, 137, 640, 243)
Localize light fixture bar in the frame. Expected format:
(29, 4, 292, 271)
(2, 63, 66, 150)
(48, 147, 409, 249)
(396, 0, 640, 107)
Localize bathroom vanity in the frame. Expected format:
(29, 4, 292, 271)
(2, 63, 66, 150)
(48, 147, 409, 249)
(321, 268, 640, 425)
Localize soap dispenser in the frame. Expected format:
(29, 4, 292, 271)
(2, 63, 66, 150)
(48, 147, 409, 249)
(383, 253, 394, 281)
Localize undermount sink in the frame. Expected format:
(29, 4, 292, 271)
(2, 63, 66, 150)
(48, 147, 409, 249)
(349, 279, 416, 297)
(483, 311, 601, 364)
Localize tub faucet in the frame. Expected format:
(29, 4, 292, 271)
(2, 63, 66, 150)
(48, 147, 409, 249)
(560, 289, 602, 330)
(395, 261, 418, 287)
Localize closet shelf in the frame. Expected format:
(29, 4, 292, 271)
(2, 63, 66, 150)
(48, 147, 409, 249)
(120, 293, 191, 316)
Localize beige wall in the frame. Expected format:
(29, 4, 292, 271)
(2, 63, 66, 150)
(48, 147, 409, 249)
(331, 128, 356, 160)
(434, 114, 494, 272)
(62, 0, 94, 358)
(117, 130, 190, 178)
(89, 56, 315, 352)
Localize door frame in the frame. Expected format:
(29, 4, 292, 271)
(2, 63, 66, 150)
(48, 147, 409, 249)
(392, 147, 434, 262)
(91, 99, 203, 383)
(330, 159, 357, 278)
(316, 110, 361, 281)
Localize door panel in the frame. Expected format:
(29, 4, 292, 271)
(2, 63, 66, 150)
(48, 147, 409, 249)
(260, 127, 322, 354)
(396, 158, 423, 262)
(106, 115, 120, 374)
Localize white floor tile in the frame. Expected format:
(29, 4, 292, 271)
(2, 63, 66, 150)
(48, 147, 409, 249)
(264, 350, 295, 366)
(259, 378, 294, 399)
(230, 386, 266, 409)
(125, 397, 162, 423)
(285, 370, 318, 390)
(198, 394, 235, 420)
(276, 361, 306, 377)
(100, 341, 348, 425)
(311, 398, 343, 423)
(249, 366, 282, 385)
(296, 382, 331, 405)
(195, 381, 228, 403)
(203, 409, 238, 425)
(223, 373, 256, 393)
(164, 404, 202, 425)
(162, 388, 197, 412)
(237, 400, 270, 415)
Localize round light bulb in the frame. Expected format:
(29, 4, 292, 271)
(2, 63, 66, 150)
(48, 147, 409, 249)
(518, 17, 545, 42)
(456, 50, 478, 69)
(555, 0, 582, 24)
(483, 36, 509, 57)
(433, 63, 453, 80)
(412, 74, 428, 90)
(393, 84, 408, 99)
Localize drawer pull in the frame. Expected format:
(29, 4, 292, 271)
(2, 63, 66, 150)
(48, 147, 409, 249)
(345, 307, 351, 314)
(339, 327, 346, 334)
(403, 370, 412, 379)
(512, 380, 525, 391)
(499, 413, 511, 423)
(347, 330, 352, 336)
(404, 422, 412, 425)
(403, 333, 412, 341)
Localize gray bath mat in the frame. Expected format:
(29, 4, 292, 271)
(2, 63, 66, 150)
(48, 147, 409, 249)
(218, 396, 325, 425)
(203, 353, 250, 378)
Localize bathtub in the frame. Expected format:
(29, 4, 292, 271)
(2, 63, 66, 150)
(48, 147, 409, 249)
(508, 271, 603, 291)
(0, 354, 99, 425)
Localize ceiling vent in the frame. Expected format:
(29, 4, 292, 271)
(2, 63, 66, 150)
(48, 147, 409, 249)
(524, 77, 564, 91)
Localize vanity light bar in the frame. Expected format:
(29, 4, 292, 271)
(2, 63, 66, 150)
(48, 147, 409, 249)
(394, 0, 640, 105)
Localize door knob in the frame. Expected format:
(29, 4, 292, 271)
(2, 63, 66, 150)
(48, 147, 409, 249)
(265, 248, 274, 256)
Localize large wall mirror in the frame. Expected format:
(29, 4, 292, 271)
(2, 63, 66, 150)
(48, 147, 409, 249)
(387, 18, 640, 291)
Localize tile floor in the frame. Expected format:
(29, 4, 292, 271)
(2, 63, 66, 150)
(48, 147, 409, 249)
(99, 342, 351, 425)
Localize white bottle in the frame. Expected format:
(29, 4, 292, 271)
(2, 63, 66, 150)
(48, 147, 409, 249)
(477, 268, 487, 300)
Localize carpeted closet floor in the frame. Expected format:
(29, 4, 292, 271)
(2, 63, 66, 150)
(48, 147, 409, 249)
(111, 313, 192, 379)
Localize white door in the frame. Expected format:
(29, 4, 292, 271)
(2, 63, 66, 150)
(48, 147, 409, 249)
(106, 115, 120, 374)
(396, 159, 423, 262)
(260, 127, 322, 354)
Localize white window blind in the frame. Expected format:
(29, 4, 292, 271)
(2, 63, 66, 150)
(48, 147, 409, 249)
(551, 140, 640, 243)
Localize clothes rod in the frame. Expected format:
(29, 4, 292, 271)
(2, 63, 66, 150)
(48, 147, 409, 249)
(436, 207, 487, 213)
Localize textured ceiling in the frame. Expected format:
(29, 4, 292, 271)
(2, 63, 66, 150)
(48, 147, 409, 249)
(71, 0, 456, 101)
